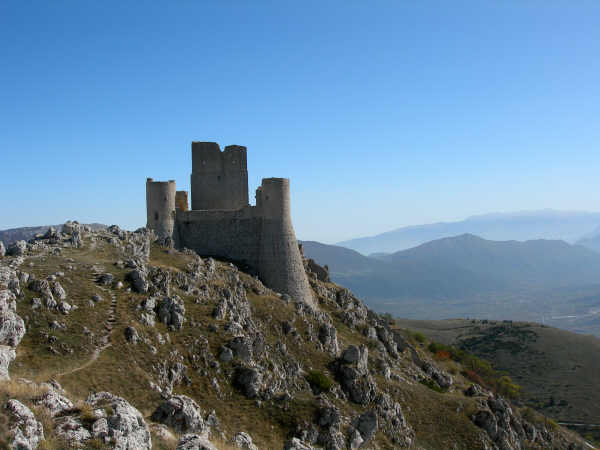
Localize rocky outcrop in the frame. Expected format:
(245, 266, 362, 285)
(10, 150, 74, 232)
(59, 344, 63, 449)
(151, 395, 208, 435)
(5, 399, 45, 449)
(7, 240, 27, 256)
(335, 345, 377, 405)
(231, 431, 258, 450)
(156, 296, 186, 330)
(176, 434, 218, 450)
(86, 391, 152, 449)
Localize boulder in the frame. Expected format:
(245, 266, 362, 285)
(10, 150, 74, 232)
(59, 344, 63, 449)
(86, 391, 152, 449)
(7, 240, 27, 256)
(36, 382, 74, 417)
(231, 431, 258, 450)
(128, 268, 149, 293)
(235, 367, 263, 399)
(124, 326, 140, 344)
(58, 301, 72, 315)
(55, 415, 91, 444)
(176, 434, 218, 450)
(5, 399, 45, 449)
(51, 282, 67, 300)
(151, 395, 208, 435)
(0, 290, 26, 347)
(0, 241, 5, 257)
(318, 323, 339, 355)
(0, 345, 16, 380)
(284, 438, 314, 450)
(157, 296, 186, 330)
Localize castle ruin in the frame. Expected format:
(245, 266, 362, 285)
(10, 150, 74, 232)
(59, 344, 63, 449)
(146, 142, 314, 306)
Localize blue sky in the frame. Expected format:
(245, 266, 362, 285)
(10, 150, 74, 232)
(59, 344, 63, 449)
(1, 1, 599, 243)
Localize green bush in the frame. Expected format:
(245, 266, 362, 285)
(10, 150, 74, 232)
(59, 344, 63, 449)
(306, 370, 333, 394)
(413, 332, 426, 343)
(419, 378, 446, 393)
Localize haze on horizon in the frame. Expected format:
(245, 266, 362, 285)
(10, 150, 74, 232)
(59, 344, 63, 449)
(1, 1, 599, 243)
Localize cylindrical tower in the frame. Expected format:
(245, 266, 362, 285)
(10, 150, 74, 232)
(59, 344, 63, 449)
(146, 178, 176, 239)
(257, 178, 314, 306)
(190, 142, 249, 210)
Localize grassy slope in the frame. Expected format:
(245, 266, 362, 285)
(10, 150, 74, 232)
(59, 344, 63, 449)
(394, 318, 600, 426)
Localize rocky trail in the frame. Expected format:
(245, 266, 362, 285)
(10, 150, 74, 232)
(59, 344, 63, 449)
(55, 265, 118, 379)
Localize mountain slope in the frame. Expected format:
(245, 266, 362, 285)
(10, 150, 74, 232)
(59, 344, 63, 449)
(394, 318, 600, 441)
(0, 224, 588, 449)
(337, 210, 600, 255)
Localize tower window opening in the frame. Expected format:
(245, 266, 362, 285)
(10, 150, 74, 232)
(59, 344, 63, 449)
(217, 175, 221, 181)
(154, 212, 159, 220)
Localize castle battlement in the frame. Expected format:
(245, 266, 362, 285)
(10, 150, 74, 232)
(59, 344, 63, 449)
(146, 142, 313, 306)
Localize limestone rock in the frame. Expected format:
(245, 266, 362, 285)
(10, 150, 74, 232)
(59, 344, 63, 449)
(124, 326, 140, 344)
(0, 290, 26, 347)
(55, 415, 91, 444)
(151, 395, 208, 435)
(128, 268, 149, 293)
(157, 296, 186, 330)
(284, 438, 315, 450)
(0, 345, 16, 380)
(176, 434, 218, 450)
(0, 241, 5, 257)
(5, 399, 45, 449)
(36, 382, 74, 417)
(235, 367, 263, 399)
(86, 391, 152, 450)
(231, 431, 258, 450)
(7, 240, 27, 256)
(318, 323, 339, 355)
(58, 301, 72, 315)
(51, 281, 67, 300)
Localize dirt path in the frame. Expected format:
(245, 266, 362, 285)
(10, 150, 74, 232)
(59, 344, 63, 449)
(56, 267, 118, 378)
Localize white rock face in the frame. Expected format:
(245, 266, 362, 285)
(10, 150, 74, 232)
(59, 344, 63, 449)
(5, 399, 45, 449)
(0, 345, 16, 380)
(86, 392, 152, 450)
(0, 289, 25, 348)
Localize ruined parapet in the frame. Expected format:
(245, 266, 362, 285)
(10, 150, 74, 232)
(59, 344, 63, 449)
(256, 178, 314, 306)
(175, 191, 188, 212)
(190, 142, 249, 210)
(146, 178, 176, 239)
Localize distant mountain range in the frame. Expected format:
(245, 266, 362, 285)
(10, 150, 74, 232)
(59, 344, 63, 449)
(302, 234, 600, 336)
(336, 210, 600, 255)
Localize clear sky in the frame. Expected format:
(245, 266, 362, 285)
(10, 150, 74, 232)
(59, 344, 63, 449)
(1, 1, 599, 243)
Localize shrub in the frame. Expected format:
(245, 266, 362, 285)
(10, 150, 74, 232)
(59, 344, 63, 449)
(413, 332, 426, 343)
(419, 378, 446, 393)
(306, 370, 333, 394)
(434, 350, 451, 361)
(497, 375, 521, 400)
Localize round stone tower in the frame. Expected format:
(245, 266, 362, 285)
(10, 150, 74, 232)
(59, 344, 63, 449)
(146, 178, 176, 239)
(257, 178, 314, 306)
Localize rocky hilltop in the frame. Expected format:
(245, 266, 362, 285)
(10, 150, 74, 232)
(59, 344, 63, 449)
(0, 224, 590, 449)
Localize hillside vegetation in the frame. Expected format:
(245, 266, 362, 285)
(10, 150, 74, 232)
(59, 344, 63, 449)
(394, 318, 600, 443)
(0, 225, 590, 449)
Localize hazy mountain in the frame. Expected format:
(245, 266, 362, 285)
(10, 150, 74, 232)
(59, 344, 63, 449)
(336, 210, 600, 255)
(303, 234, 600, 335)
(576, 226, 600, 253)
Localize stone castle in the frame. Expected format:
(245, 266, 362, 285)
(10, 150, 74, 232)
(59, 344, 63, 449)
(146, 142, 313, 306)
